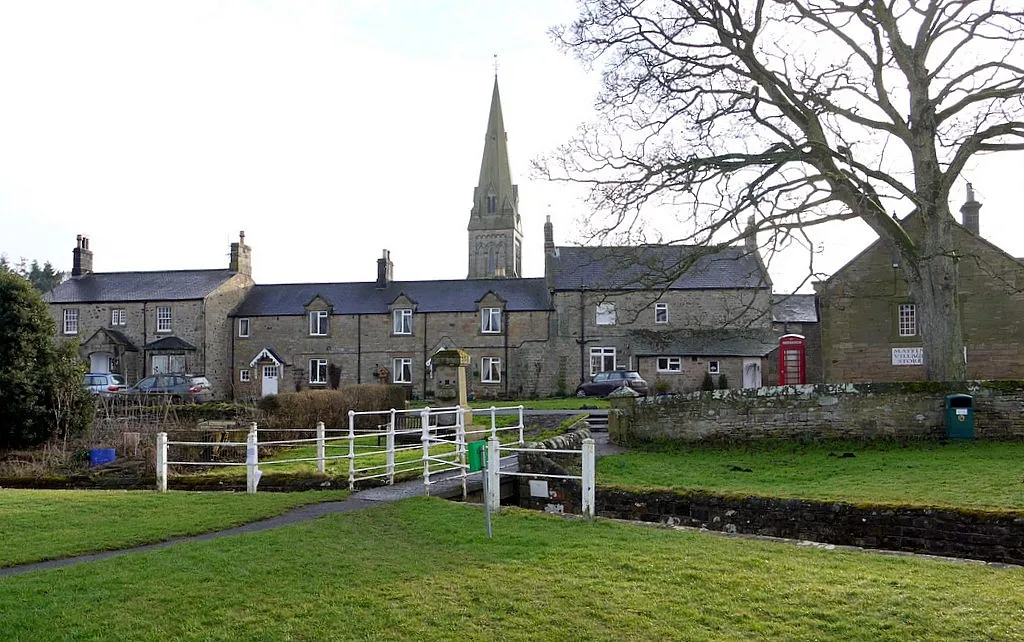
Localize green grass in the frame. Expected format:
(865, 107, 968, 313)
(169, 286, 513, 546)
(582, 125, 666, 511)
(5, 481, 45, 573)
(0, 488, 348, 567)
(598, 440, 1024, 510)
(1, 497, 1021, 641)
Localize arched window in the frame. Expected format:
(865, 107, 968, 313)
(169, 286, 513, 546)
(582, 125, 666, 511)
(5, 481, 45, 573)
(486, 188, 497, 213)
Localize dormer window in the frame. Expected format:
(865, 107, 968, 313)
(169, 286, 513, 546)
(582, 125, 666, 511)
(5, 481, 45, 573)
(481, 307, 502, 334)
(393, 308, 413, 335)
(309, 311, 328, 336)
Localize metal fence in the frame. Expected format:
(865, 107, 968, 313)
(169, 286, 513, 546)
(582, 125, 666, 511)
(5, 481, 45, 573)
(155, 405, 527, 495)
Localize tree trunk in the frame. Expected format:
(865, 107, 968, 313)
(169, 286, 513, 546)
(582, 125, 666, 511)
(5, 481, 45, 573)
(903, 213, 967, 382)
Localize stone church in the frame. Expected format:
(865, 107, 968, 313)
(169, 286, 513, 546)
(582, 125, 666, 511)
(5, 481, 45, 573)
(46, 76, 789, 401)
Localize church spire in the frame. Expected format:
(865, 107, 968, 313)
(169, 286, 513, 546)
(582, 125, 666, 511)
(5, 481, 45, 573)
(468, 75, 523, 279)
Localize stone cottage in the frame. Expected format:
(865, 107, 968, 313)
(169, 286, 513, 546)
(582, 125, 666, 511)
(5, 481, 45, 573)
(45, 234, 254, 398)
(815, 186, 1024, 382)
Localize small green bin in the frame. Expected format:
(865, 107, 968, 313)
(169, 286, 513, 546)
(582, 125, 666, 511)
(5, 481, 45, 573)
(467, 440, 487, 472)
(944, 394, 974, 439)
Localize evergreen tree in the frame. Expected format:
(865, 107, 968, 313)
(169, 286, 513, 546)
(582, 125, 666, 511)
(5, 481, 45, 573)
(0, 270, 90, 448)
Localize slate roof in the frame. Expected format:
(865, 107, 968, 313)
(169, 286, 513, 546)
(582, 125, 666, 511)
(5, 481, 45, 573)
(548, 245, 769, 291)
(232, 278, 552, 317)
(43, 270, 237, 303)
(630, 328, 779, 358)
(145, 336, 198, 351)
(771, 294, 818, 323)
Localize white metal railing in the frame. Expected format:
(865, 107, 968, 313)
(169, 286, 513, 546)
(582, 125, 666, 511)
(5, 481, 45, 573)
(154, 405, 527, 494)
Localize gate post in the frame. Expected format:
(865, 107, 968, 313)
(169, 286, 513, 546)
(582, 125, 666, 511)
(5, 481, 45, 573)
(387, 409, 396, 484)
(485, 436, 501, 513)
(456, 410, 467, 500)
(347, 410, 356, 491)
(316, 421, 325, 474)
(421, 408, 432, 496)
(582, 437, 596, 519)
(246, 428, 260, 495)
(156, 432, 168, 492)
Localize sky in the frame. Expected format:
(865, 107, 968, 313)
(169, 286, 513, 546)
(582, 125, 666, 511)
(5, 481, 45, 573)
(0, 1, 1020, 294)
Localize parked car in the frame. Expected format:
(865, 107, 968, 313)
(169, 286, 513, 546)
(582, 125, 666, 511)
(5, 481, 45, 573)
(575, 370, 649, 398)
(123, 374, 212, 403)
(83, 372, 127, 396)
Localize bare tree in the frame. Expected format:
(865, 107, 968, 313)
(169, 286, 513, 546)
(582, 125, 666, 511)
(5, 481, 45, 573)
(541, 0, 1024, 380)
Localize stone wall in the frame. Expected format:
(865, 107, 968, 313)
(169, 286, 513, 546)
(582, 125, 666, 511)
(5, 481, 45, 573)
(610, 381, 1024, 444)
(598, 488, 1024, 565)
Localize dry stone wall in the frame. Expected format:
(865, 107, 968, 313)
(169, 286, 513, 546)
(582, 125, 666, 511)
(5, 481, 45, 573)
(610, 381, 1024, 444)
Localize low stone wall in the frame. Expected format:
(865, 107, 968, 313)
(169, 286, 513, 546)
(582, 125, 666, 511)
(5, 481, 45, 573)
(610, 381, 1024, 444)
(516, 428, 590, 515)
(598, 488, 1024, 565)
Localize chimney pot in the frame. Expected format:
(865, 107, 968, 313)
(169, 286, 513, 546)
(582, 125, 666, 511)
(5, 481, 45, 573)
(960, 183, 981, 235)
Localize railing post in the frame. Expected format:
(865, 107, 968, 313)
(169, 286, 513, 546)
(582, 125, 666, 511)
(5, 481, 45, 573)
(246, 429, 260, 495)
(348, 410, 356, 491)
(387, 408, 396, 484)
(490, 406, 497, 439)
(582, 437, 596, 519)
(518, 404, 525, 445)
(421, 407, 431, 496)
(316, 421, 325, 474)
(485, 436, 501, 513)
(156, 432, 167, 492)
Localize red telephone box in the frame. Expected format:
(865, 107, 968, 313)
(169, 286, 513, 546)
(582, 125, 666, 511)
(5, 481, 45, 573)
(778, 334, 806, 385)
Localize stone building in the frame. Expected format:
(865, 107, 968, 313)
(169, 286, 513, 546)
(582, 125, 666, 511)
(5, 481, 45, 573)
(815, 187, 1024, 382)
(44, 234, 254, 397)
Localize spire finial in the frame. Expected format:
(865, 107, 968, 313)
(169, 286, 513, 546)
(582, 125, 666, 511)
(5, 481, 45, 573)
(493, 53, 498, 76)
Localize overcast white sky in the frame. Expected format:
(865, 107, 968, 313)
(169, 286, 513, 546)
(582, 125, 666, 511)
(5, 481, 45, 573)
(0, 1, 1020, 294)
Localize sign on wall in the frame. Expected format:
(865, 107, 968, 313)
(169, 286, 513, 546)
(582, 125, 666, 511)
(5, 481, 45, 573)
(892, 347, 924, 366)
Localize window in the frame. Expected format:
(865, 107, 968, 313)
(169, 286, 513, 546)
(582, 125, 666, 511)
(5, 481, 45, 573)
(152, 354, 185, 374)
(486, 188, 497, 213)
(481, 307, 502, 333)
(309, 310, 328, 336)
(111, 309, 126, 326)
(481, 357, 501, 383)
(708, 361, 721, 375)
(393, 308, 413, 335)
(898, 303, 917, 337)
(657, 357, 682, 372)
(655, 303, 668, 324)
(239, 369, 251, 383)
(393, 358, 412, 383)
(590, 347, 616, 376)
(238, 318, 250, 338)
(309, 359, 328, 384)
(62, 308, 79, 335)
(596, 302, 616, 325)
(156, 306, 172, 333)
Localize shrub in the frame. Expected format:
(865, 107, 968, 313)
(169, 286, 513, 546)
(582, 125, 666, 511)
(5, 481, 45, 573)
(717, 373, 729, 390)
(260, 386, 407, 430)
(701, 372, 716, 392)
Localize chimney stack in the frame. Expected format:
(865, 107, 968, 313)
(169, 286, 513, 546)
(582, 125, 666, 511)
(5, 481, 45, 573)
(229, 230, 252, 277)
(72, 235, 93, 277)
(744, 216, 757, 254)
(960, 183, 981, 235)
(376, 249, 394, 288)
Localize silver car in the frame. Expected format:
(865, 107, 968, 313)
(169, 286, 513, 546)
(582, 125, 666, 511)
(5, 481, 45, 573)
(83, 373, 127, 396)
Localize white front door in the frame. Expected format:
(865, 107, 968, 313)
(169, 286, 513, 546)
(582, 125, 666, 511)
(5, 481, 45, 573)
(262, 365, 279, 396)
(90, 352, 112, 373)
(743, 359, 762, 388)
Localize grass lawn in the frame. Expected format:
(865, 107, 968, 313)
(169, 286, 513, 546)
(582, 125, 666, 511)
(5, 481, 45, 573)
(0, 488, 348, 567)
(1, 497, 1020, 641)
(598, 440, 1024, 511)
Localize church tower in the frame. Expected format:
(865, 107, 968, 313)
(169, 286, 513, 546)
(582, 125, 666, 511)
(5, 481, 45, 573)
(468, 76, 523, 279)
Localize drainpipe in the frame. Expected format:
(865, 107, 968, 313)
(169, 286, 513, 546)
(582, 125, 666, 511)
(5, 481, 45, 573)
(356, 314, 362, 384)
(578, 290, 586, 385)
(142, 302, 148, 378)
(422, 313, 428, 399)
(503, 308, 510, 398)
